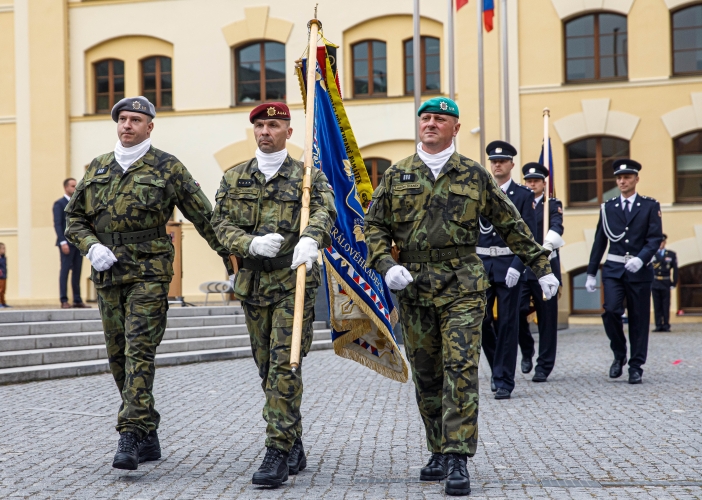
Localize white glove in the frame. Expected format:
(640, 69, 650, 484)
(291, 236, 319, 273)
(543, 230, 565, 252)
(624, 257, 644, 273)
(505, 267, 521, 288)
(385, 265, 414, 291)
(538, 273, 560, 300)
(249, 233, 284, 258)
(87, 243, 117, 272)
(229, 274, 235, 291)
(585, 275, 597, 293)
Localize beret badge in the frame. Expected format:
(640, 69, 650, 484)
(439, 101, 448, 111)
(267, 106, 277, 117)
(132, 101, 143, 110)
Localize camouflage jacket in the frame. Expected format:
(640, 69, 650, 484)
(65, 146, 232, 288)
(210, 155, 336, 306)
(364, 152, 552, 307)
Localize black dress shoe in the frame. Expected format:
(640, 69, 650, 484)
(444, 454, 471, 496)
(252, 447, 289, 487)
(490, 376, 496, 393)
(609, 357, 626, 378)
(494, 388, 511, 400)
(419, 452, 446, 481)
(138, 430, 161, 463)
(628, 372, 642, 384)
(521, 357, 533, 374)
(287, 438, 306, 475)
(653, 327, 662, 332)
(112, 432, 139, 470)
(532, 371, 548, 383)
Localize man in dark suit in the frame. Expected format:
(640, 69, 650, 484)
(652, 234, 677, 332)
(585, 159, 662, 384)
(54, 178, 89, 309)
(480, 141, 539, 400)
(518, 163, 564, 382)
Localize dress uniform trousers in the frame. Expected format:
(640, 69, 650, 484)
(652, 281, 672, 330)
(518, 279, 558, 376)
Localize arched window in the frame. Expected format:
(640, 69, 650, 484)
(404, 36, 441, 94)
(565, 13, 627, 82)
(235, 41, 286, 104)
(94, 59, 124, 113)
(570, 266, 604, 314)
(675, 130, 702, 203)
(364, 157, 391, 188)
(672, 4, 702, 75)
(567, 137, 629, 206)
(352, 40, 387, 97)
(679, 262, 702, 313)
(141, 56, 172, 110)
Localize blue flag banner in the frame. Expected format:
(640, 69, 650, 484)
(298, 48, 407, 382)
(539, 138, 555, 198)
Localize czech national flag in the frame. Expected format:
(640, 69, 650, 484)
(456, 0, 494, 33)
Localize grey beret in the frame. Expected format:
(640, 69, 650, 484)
(111, 96, 156, 123)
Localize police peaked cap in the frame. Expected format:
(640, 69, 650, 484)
(486, 140, 517, 160)
(111, 96, 156, 123)
(417, 97, 459, 118)
(612, 159, 642, 176)
(522, 162, 548, 180)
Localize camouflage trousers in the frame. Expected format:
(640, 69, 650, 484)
(399, 292, 486, 456)
(242, 288, 316, 452)
(97, 281, 169, 438)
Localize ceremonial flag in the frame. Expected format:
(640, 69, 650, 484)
(483, 0, 494, 32)
(539, 138, 555, 198)
(456, 0, 469, 10)
(297, 44, 408, 382)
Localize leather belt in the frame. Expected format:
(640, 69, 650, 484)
(242, 253, 294, 272)
(399, 246, 475, 263)
(476, 246, 514, 257)
(606, 253, 634, 264)
(655, 276, 671, 281)
(96, 225, 167, 246)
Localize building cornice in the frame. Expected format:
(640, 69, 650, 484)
(520, 76, 702, 95)
(0, 4, 13, 13)
(0, 228, 18, 237)
(0, 116, 16, 124)
(68, 0, 170, 8)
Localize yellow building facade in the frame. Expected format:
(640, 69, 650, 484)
(1, 0, 700, 322)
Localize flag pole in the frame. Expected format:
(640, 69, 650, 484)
(477, 0, 486, 166)
(413, 0, 421, 145)
(542, 108, 551, 249)
(291, 12, 321, 373)
(448, 0, 456, 101)
(501, 0, 510, 142)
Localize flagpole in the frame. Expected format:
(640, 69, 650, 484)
(542, 108, 551, 247)
(291, 13, 320, 373)
(477, 0, 486, 166)
(413, 0, 421, 145)
(448, 0, 455, 101)
(501, 0, 510, 142)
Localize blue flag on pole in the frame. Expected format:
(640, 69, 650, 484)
(298, 48, 408, 382)
(539, 138, 555, 198)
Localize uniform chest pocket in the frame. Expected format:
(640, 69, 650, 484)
(83, 176, 111, 215)
(391, 184, 425, 222)
(278, 191, 301, 232)
(447, 184, 480, 227)
(133, 175, 167, 210)
(227, 189, 259, 227)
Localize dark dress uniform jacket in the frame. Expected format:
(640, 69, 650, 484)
(478, 180, 538, 283)
(525, 197, 563, 283)
(652, 249, 678, 289)
(587, 195, 663, 281)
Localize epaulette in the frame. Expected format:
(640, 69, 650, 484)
(607, 197, 617, 203)
(550, 197, 560, 202)
(639, 195, 657, 203)
(515, 182, 531, 192)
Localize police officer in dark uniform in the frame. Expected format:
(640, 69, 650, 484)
(585, 159, 662, 384)
(480, 141, 539, 399)
(652, 234, 678, 332)
(518, 163, 564, 382)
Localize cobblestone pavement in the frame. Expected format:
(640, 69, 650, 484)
(1, 325, 701, 499)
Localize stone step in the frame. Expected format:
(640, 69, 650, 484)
(0, 337, 333, 385)
(0, 329, 332, 369)
(0, 321, 328, 351)
(0, 305, 244, 324)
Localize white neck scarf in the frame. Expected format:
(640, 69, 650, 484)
(417, 142, 455, 179)
(114, 138, 151, 172)
(255, 148, 288, 182)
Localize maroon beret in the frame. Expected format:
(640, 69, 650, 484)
(249, 102, 291, 123)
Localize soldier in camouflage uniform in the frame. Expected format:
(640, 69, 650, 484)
(210, 102, 336, 488)
(365, 97, 560, 496)
(65, 96, 233, 471)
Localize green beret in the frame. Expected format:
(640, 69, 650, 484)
(417, 97, 459, 118)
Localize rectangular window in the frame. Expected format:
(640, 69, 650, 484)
(352, 41, 387, 97)
(565, 13, 627, 83)
(95, 59, 124, 114)
(672, 5, 702, 75)
(235, 41, 286, 105)
(141, 56, 173, 110)
(567, 137, 629, 206)
(405, 36, 441, 95)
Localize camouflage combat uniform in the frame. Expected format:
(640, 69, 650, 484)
(65, 146, 232, 438)
(210, 155, 336, 452)
(365, 152, 551, 456)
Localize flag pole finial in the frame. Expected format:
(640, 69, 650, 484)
(314, 3, 318, 18)
(543, 107, 550, 117)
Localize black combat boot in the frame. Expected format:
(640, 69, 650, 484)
(287, 438, 307, 475)
(112, 432, 139, 470)
(138, 430, 161, 463)
(444, 453, 471, 496)
(419, 452, 446, 481)
(252, 447, 289, 487)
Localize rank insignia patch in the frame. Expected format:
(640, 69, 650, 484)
(96, 168, 108, 175)
(238, 179, 254, 187)
(400, 173, 416, 182)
